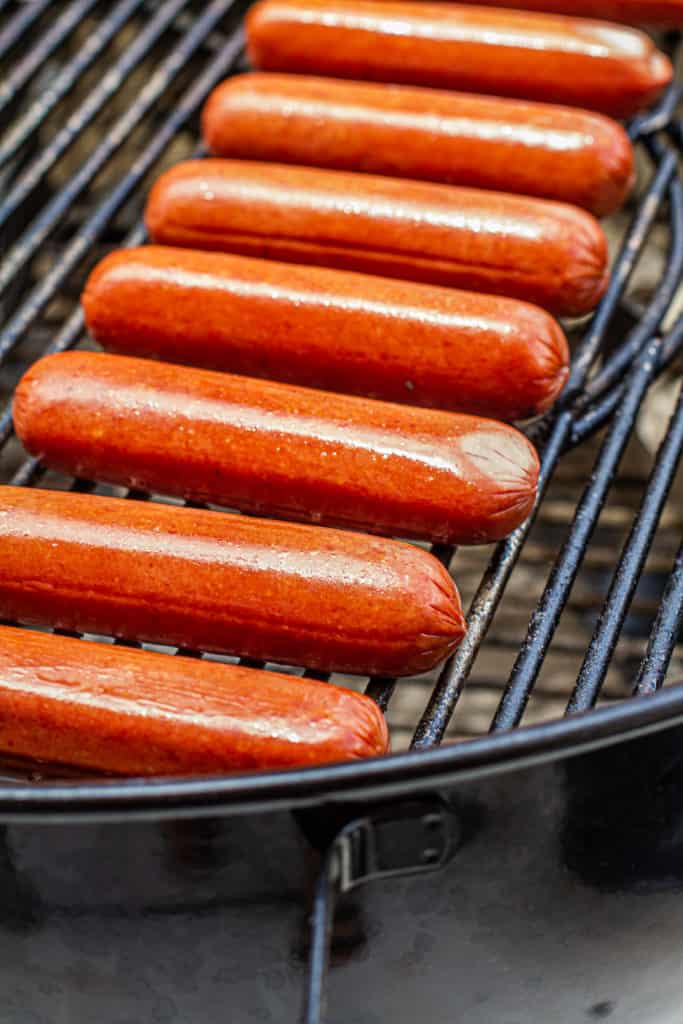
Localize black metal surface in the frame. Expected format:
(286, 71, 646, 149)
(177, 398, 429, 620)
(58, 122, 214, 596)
(0, 0, 100, 121)
(0, 718, 681, 1022)
(494, 338, 666, 730)
(412, 126, 683, 747)
(0, 1, 682, 816)
(0, 0, 146, 166)
(303, 798, 459, 1024)
(635, 539, 683, 695)
(569, 376, 683, 712)
(0, 0, 51, 65)
(0, 0, 192, 224)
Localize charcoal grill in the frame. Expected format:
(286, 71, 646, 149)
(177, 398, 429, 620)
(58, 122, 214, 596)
(2, 3, 683, 1022)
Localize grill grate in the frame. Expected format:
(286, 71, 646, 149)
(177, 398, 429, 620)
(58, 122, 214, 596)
(1, 1, 683, 776)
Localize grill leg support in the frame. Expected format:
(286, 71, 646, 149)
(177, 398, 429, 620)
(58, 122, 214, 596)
(302, 799, 460, 1024)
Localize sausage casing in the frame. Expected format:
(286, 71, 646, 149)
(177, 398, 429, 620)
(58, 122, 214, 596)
(439, 0, 683, 27)
(203, 73, 634, 217)
(82, 246, 569, 420)
(145, 159, 609, 317)
(0, 487, 463, 676)
(0, 626, 389, 775)
(15, 351, 540, 544)
(246, 0, 672, 118)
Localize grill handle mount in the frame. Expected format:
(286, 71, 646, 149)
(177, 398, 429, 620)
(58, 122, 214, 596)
(303, 796, 460, 1024)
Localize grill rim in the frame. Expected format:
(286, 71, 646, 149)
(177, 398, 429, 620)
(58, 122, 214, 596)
(0, 682, 681, 818)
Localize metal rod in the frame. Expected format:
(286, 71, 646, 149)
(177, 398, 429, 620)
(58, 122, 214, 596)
(568, 375, 683, 713)
(0, 0, 146, 168)
(411, 149, 675, 747)
(0, 12, 245, 364)
(578, 171, 683, 405)
(302, 850, 338, 1024)
(554, 147, 675, 411)
(0, 0, 51, 64)
(411, 413, 570, 748)
(0, 0, 101, 121)
(9, 457, 43, 489)
(364, 677, 396, 710)
(492, 338, 662, 731)
(628, 82, 683, 139)
(526, 146, 680, 453)
(634, 539, 683, 696)
(572, 312, 683, 446)
(0, 0, 193, 275)
(41, 221, 149, 361)
(656, 308, 683, 367)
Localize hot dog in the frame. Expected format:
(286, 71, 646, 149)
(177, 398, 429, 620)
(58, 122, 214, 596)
(202, 73, 634, 217)
(445, 0, 683, 27)
(0, 626, 389, 775)
(82, 246, 569, 420)
(15, 351, 540, 544)
(145, 159, 609, 317)
(245, 0, 672, 118)
(0, 487, 463, 676)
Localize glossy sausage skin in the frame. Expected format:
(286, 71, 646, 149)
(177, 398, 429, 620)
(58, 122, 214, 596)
(446, 0, 683, 27)
(0, 487, 463, 677)
(246, 0, 672, 118)
(0, 626, 389, 776)
(83, 246, 569, 420)
(145, 159, 609, 317)
(14, 351, 540, 544)
(203, 73, 634, 217)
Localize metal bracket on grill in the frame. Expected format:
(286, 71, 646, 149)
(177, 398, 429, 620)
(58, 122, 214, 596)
(333, 796, 458, 891)
(302, 796, 459, 1024)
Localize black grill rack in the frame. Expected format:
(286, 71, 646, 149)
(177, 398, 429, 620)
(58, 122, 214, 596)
(1, 1, 683, 780)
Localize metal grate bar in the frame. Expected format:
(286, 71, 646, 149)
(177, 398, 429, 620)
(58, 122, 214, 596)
(0, 9, 245, 363)
(526, 177, 681, 454)
(411, 144, 681, 749)
(0, 407, 13, 453)
(568, 372, 683, 712)
(411, 418, 570, 747)
(555, 150, 676, 408)
(0, 0, 147, 168)
(634, 538, 683, 696)
(0, 0, 51, 64)
(656, 307, 683, 366)
(572, 308, 683, 446)
(0, 0, 194, 278)
(628, 82, 683, 138)
(0, 0, 101, 121)
(364, 677, 397, 710)
(551, 170, 683, 450)
(492, 337, 666, 731)
(9, 456, 41, 489)
(578, 150, 683, 405)
(37, 220, 149, 363)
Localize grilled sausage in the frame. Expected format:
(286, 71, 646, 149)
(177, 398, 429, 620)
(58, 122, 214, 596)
(15, 351, 540, 545)
(0, 487, 463, 676)
(82, 246, 569, 420)
(202, 73, 634, 217)
(145, 159, 609, 316)
(245, 0, 672, 118)
(0, 626, 389, 775)
(441, 0, 683, 27)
